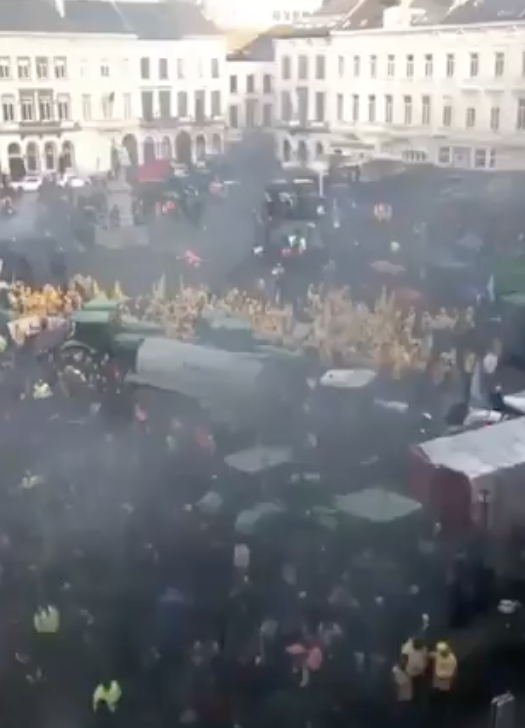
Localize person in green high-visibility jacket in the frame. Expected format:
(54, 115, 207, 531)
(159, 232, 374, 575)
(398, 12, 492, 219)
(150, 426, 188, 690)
(93, 681, 122, 713)
(33, 605, 60, 634)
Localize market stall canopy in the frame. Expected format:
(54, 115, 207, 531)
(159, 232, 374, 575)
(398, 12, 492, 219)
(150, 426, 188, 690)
(415, 418, 525, 500)
(82, 296, 128, 312)
(199, 311, 253, 331)
(224, 445, 293, 474)
(334, 488, 422, 524)
(235, 502, 286, 536)
(319, 369, 376, 389)
(195, 491, 223, 516)
(126, 337, 291, 418)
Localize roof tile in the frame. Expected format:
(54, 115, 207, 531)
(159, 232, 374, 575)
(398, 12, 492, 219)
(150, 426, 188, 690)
(0, 0, 217, 37)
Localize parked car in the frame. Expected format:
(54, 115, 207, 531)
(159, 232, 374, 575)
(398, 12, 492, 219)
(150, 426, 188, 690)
(10, 176, 43, 192)
(58, 174, 89, 189)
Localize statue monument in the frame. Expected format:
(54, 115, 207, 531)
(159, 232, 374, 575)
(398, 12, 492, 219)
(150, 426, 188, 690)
(107, 143, 134, 228)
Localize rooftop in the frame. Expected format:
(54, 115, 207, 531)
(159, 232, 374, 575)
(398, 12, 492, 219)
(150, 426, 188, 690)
(0, 0, 217, 37)
(440, 0, 525, 24)
(316, 0, 362, 16)
(272, 0, 525, 35)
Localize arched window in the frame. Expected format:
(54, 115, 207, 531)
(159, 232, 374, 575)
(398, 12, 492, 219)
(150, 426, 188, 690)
(211, 133, 222, 155)
(282, 139, 291, 163)
(61, 141, 74, 169)
(26, 142, 40, 173)
(7, 142, 21, 157)
(161, 136, 172, 160)
(143, 137, 156, 164)
(7, 142, 24, 180)
(195, 134, 206, 161)
(297, 140, 308, 165)
(175, 131, 192, 165)
(44, 141, 57, 171)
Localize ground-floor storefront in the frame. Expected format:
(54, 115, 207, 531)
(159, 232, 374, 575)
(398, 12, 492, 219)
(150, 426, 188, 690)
(0, 124, 230, 178)
(275, 127, 525, 172)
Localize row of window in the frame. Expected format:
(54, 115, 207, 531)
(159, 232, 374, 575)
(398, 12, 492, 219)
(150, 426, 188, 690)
(280, 49, 525, 81)
(334, 50, 518, 80)
(437, 146, 497, 169)
(0, 56, 67, 81)
(281, 54, 326, 81)
(229, 73, 272, 95)
(140, 89, 222, 121)
(0, 55, 115, 80)
(1, 94, 71, 123)
(10, 141, 74, 174)
(228, 101, 273, 128)
(139, 57, 221, 81)
(0, 55, 221, 82)
(0, 89, 246, 125)
(280, 88, 326, 123)
(280, 139, 497, 170)
(279, 89, 525, 131)
(82, 93, 132, 122)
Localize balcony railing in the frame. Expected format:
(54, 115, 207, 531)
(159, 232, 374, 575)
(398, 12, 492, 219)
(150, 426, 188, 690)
(276, 119, 331, 132)
(139, 115, 226, 127)
(17, 119, 80, 135)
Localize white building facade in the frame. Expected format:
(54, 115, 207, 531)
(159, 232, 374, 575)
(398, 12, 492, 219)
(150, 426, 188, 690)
(272, 20, 525, 171)
(0, 0, 229, 177)
(134, 35, 229, 166)
(226, 37, 275, 130)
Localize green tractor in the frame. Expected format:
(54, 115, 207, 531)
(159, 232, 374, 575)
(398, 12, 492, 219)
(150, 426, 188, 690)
(61, 297, 164, 375)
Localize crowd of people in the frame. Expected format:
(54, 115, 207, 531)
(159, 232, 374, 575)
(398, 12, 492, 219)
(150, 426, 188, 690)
(4, 274, 479, 381)
(0, 270, 479, 728)
(1, 153, 518, 728)
(0, 380, 462, 728)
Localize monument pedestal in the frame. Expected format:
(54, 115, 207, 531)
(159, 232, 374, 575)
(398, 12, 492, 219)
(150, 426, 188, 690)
(107, 169, 134, 227)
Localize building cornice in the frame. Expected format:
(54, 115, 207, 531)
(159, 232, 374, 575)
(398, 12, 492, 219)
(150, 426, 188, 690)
(331, 20, 525, 38)
(0, 31, 138, 40)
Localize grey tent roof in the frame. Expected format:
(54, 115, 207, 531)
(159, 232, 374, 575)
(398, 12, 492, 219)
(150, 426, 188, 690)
(334, 488, 422, 523)
(0, 0, 217, 37)
(416, 417, 525, 485)
(224, 445, 293, 474)
(200, 311, 253, 331)
(235, 502, 286, 534)
(128, 336, 266, 399)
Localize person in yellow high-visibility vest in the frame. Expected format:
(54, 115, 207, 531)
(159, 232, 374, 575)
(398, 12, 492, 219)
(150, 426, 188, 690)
(432, 642, 457, 691)
(93, 680, 122, 713)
